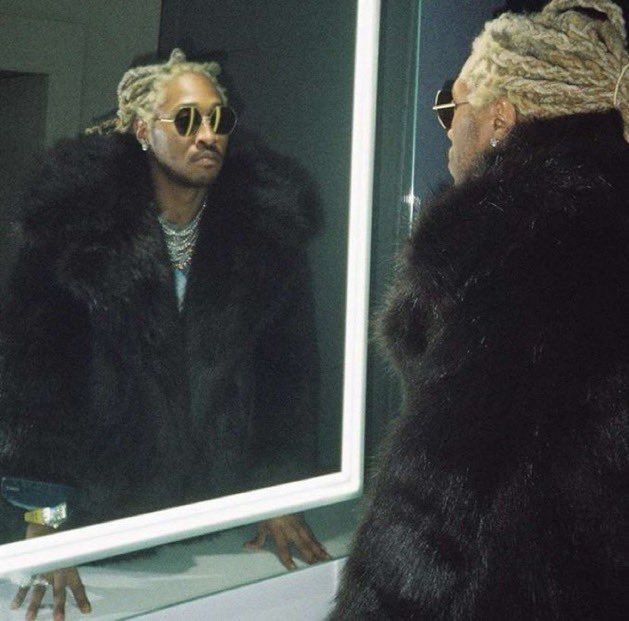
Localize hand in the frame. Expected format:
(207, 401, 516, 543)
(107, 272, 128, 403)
(245, 513, 331, 570)
(10, 523, 91, 621)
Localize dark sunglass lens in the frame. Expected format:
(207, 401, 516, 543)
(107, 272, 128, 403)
(439, 108, 454, 130)
(434, 89, 454, 130)
(436, 89, 452, 107)
(210, 106, 237, 135)
(174, 107, 200, 136)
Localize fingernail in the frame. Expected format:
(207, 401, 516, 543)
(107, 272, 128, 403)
(81, 604, 92, 613)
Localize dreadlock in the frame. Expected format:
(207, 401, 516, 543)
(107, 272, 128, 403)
(459, 0, 629, 140)
(86, 49, 227, 135)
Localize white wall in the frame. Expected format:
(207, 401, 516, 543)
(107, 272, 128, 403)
(0, 0, 162, 132)
(0, 0, 162, 288)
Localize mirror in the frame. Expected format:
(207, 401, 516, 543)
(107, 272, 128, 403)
(0, 0, 379, 577)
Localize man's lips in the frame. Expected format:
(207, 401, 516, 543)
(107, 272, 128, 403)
(192, 151, 222, 164)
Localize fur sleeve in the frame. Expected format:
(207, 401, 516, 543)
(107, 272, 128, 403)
(334, 265, 628, 618)
(332, 113, 629, 619)
(0, 244, 92, 487)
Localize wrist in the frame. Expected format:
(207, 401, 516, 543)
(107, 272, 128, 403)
(24, 502, 68, 529)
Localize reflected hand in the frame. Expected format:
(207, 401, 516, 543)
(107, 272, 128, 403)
(245, 513, 331, 570)
(11, 523, 91, 621)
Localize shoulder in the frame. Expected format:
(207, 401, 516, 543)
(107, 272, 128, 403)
(381, 110, 629, 365)
(215, 132, 322, 247)
(19, 132, 149, 244)
(408, 110, 628, 302)
(31, 131, 143, 193)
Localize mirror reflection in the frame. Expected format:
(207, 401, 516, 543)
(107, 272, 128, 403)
(0, 0, 355, 591)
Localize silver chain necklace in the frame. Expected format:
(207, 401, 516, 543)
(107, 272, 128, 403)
(157, 198, 207, 271)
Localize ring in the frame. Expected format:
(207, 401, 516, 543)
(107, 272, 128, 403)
(31, 576, 49, 588)
(18, 578, 33, 589)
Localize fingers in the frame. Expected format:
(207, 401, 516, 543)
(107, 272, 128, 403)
(305, 524, 331, 560)
(52, 572, 67, 621)
(26, 582, 48, 621)
(244, 522, 294, 567)
(293, 525, 318, 564)
(10, 586, 30, 610)
(294, 524, 331, 565)
(11, 569, 91, 621)
(246, 517, 330, 570)
(272, 530, 297, 570)
(66, 569, 92, 614)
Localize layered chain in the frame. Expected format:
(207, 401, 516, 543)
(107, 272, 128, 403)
(158, 199, 206, 270)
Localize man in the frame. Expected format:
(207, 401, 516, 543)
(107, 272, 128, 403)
(333, 0, 628, 618)
(1, 49, 328, 619)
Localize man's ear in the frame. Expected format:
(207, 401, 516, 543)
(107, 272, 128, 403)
(134, 118, 149, 145)
(492, 97, 517, 139)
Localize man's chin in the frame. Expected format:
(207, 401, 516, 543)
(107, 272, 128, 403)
(447, 154, 459, 185)
(449, 156, 487, 186)
(448, 162, 461, 186)
(188, 172, 219, 187)
(153, 156, 221, 187)
(188, 163, 223, 186)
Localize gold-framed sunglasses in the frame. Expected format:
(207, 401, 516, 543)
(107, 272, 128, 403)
(157, 104, 237, 137)
(432, 89, 469, 131)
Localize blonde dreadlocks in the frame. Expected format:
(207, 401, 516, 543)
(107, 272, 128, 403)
(459, 0, 629, 141)
(87, 49, 227, 135)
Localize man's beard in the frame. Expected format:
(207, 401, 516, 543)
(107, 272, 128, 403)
(152, 154, 217, 188)
(456, 150, 494, 185)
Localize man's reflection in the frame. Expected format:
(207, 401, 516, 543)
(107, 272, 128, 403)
(1, 48, 328, 618)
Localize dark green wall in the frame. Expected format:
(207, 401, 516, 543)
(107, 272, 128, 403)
(414, 0, 508, 202)
(159, 0, 509, 478)
(364, 0, 419, 463)
(365, 0, 506, 471)
(160, 0, 357, 472)
(0, 73, 48, 288)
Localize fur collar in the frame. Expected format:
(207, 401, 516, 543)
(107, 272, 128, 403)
(16, 132, 320, 312)
(21, 131, 320, 249)
(382, 110, 629, 366)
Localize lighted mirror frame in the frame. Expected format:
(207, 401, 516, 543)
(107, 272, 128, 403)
(0, 0, 380, 578)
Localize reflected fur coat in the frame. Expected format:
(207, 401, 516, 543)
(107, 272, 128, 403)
(333, 111, 628, 620)
(0, 132, 320, 529)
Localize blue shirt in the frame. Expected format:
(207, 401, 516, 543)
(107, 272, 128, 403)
(174, 266, 189, 310)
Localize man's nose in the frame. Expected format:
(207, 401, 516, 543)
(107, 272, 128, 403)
(195, 116, 217, 145)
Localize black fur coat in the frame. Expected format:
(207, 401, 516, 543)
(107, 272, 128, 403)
(0, 132, 320, 530)
(333, 111, 628, 620)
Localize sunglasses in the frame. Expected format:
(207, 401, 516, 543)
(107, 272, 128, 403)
(432, 89, 469, 130)
(157, 105, 237, 137)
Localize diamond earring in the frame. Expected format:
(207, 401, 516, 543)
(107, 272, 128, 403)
(140, 141, 149, 152)
(490, 137, 499, 148)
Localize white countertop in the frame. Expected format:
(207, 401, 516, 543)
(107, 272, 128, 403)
(0, 500, 361, 620)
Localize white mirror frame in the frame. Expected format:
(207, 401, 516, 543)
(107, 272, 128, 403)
(0, 0, 380, 578)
